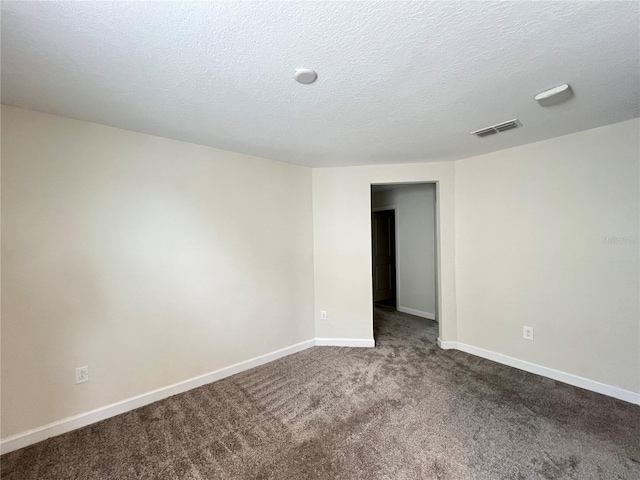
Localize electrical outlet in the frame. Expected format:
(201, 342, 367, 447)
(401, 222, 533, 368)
(523, 326, 534, 341)
(75, 366, 89, 384)
(320, 310, 327, 321)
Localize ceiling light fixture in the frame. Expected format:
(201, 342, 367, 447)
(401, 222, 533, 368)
(294, 68, 317, 84)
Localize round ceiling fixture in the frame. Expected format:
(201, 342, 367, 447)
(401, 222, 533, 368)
(294, 68, 317, 84)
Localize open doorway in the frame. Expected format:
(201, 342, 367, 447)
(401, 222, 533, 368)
(371, 183, 439, 341)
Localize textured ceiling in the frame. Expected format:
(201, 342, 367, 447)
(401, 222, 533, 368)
(2, 1, 638, 167)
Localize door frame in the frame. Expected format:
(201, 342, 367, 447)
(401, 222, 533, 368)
(371, 181, 441, 340)
(372, 205, 400, 310)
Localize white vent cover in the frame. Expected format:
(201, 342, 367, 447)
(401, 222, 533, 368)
(471, 119, 522, 138)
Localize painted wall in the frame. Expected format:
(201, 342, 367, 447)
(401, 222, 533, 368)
(1, 106, 316, 438)
(455, 118, 640, 393)
(312, 163, 457, 343)
(3, 106, 638, 444)
(312, 119, 638, 395)
(372, 184, 437, 318)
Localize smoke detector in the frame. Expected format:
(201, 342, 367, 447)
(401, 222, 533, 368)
(535, 84, 573, 106)
(470, 119, 522, 138)
(294, 68, 317, 84)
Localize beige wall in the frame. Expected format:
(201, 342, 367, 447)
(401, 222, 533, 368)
(2, 106, 638, 441)
(455, 118, 640, 393)
(1, 106, 316, 437)
(313, 119, 638, 394)
(372, 184, 437, 317)
(312, 163, 457, 342)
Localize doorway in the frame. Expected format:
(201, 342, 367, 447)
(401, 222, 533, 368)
(372, 207, 397, 309)
(371, 183, 438, 325)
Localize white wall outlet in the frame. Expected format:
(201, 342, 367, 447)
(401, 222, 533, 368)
(320, 310, 327, 321)
(523, 326, 534, 341)
(75, 366, 89, 384)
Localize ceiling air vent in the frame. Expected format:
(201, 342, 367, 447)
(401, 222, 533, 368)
(471, 119, 522, 138)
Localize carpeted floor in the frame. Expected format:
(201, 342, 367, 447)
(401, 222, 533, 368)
(2, 307, 639, 479)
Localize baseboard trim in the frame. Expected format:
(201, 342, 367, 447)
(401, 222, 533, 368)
(0, 338, 316, 455)
(398, 306, 435, 320)
(1, 336, 379, 454)
(315, 338, 376, 348)
(437, 341, 640, 405)
(436, 338, 457, 349)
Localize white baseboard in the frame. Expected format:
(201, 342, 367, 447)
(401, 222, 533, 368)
(437, 340, 640, 406)
(0, 338, 316, 455)
(1, 336, 378, 454)
(315, 338, 375, 348)
(398, 306, 435, 320)
(436, 338, 457, 349)
(17, 335, 635, 454)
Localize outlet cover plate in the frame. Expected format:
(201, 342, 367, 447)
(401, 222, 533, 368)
(76, 366, 89, 384)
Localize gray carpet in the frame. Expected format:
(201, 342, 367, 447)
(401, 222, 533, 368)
(2, 307, 639, 479)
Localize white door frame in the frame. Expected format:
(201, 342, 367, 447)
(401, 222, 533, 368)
(371, 182, 441, 337)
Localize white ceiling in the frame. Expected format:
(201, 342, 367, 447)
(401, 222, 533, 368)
(2, 1, 638, 168)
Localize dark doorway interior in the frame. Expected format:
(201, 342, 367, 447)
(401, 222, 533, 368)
(372, 209, 397, 309)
